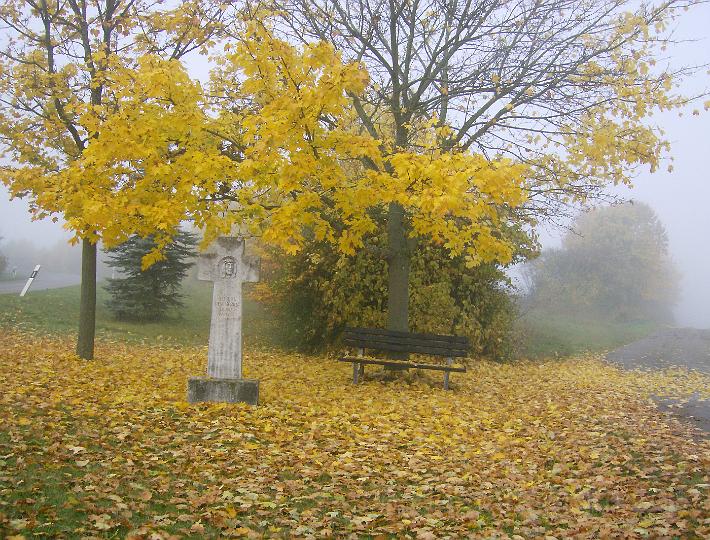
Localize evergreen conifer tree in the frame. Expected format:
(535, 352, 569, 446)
(104, 230, 197, 321)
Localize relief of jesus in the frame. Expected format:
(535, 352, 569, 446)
(221, 256, 237, 278)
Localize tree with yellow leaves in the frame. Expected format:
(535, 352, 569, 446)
(57, 18, 529, 291)
(272, 0, 705, 331)
(0, 0, 231, 359)
(57, 22, 381, 261)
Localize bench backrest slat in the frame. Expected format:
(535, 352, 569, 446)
(343, 327, 469, 357)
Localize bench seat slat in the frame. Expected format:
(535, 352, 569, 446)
(345, 326, 469, 344)
(343, 338, 468, 357)
(339, 356, 467, 373)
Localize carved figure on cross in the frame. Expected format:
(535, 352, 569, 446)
(197, 237, 260, 379)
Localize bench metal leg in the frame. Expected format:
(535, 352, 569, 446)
(444, 357, 453, 390)
(353, 347, 365, 385)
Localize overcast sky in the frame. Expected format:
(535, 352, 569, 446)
(1, 3, 709, 326)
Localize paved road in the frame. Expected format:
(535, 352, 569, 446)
(606, 328, 710, 435)
(0, 272, 81, 295)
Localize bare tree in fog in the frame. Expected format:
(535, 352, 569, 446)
(269, 0, 704, 332)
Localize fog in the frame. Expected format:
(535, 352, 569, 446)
(533, 5, 710, 327)
(1, 4, 710, 326)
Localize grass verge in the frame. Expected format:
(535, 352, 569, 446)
(515, 309, 660, 358)
(0, 279, 288, 348)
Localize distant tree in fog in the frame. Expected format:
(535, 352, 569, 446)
(527, 203, 678, 323)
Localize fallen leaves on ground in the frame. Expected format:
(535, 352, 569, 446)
(0, 329, 708, 539)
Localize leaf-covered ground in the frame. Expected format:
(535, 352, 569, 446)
(0, 330, 708, 539)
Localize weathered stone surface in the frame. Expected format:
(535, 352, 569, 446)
(187, 377, 259, 405)
(197, 237, 259, 380)
(188, 236, 261, 405)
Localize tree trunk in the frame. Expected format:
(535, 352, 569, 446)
(386, 202, 410, 332)
(76, 238, 97, 360)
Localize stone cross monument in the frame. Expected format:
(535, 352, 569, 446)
(187, 237, 260, 405)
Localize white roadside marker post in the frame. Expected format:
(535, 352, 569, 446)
(19, 265, 41, 297)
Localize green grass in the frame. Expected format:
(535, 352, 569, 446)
(516, 309, 660, 358)
(0, 431, 91, 538)
(0, 279, 287, 348)
(0, 427, 225, 538)
(1, 281, 659, 358)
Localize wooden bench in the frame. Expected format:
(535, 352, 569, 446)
(339, 327, 469, 390)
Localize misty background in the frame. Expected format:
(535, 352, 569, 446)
(1, 4, 709, 326)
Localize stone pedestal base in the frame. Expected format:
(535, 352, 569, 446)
(187, 377, 259, 405)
